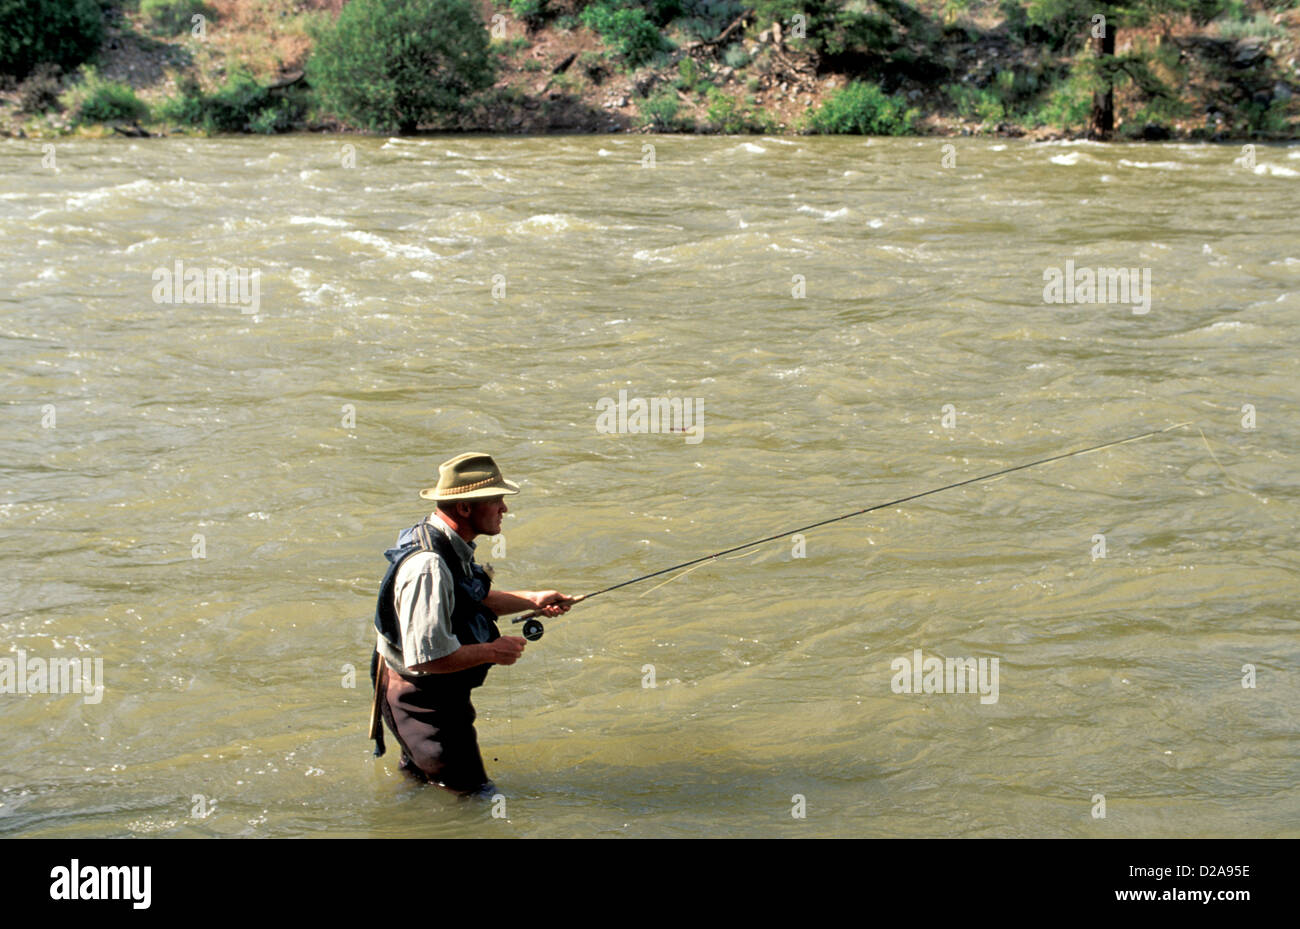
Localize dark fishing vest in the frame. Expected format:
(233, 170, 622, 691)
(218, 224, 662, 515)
(369, 520, 500, 755)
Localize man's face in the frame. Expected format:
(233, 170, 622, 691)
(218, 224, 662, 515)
(469, 496, 507, 536)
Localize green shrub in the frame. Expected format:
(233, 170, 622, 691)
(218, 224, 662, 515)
(0, 0, 103, 79)
(510, 0, 548, 30)
(723, 43, 749, 70)
(704, 86, 772, 132)
(706, 87, 741, 131)
(1240, 99, 1290, 136)
(18, 62, 63, 114)
(551, 71, 580, 93)
(1182, 0, 1231, 23)
(676, 56, 707, 93)
(677, 0, 745, 42)
(209, 70, 307, 133)
(155, 73, 205, 125)
(495, 36, 530, 55)
(1022, 0, 1088, 52)
(248, 102, 297, 135)
(204, 71, 270, 131)
(1001, 0, 1047, 47)
(156, 69, 307, 133)
(804, 81, 917, 135)
(580, 2, 668, 68)
(141, 0, 218, 36)
(307, 0, 496, 132)
(752, 0, 933, 61)
(749, 0, 839, 50)
(945, 82, 1006, 123)
(645, 0, 686, 25)
(1214, 12, 1284, 39)
(66, 68, 149, 124)
(637, 90, 682, 130)
(1024, 74, 1091, 130)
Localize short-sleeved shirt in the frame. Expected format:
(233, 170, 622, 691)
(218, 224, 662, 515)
(377, 512, 478, 676)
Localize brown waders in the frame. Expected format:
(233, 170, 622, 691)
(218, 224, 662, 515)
(374, 658, 492, 795)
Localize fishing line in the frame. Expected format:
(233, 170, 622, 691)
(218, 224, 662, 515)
(637, 547, 765, 597)
(637, 560, 711, 598)
(512, 421, 1193, 641)
(502, 643, 560, 767)
(538, 636, 559, 700)
(503, 664, 519, 766)
(1198, 427, 1231, 480)
(1195, 425, 1283, 525)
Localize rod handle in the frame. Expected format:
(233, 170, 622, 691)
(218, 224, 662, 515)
(511, 594, 585, 625)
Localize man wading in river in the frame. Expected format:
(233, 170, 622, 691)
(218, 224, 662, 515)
(368, 452, 571, 795)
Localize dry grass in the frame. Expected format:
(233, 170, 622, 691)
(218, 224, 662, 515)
(196, 0, 334, 78)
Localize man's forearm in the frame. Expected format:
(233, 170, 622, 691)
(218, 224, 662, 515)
(484, 589, 538, 616)
(407, 643, 493, 674)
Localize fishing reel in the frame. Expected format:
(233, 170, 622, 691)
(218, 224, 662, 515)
(513, 594, 585, 641)
(521, 618, 545, 641)
(513, 610, 547, 641)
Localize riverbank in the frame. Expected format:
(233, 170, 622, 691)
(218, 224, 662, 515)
(1, 0, 1297, 140)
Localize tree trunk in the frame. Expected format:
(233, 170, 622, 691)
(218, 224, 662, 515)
(1090, 26, 1116, 139)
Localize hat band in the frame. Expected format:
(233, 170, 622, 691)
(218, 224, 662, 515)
(439, 475, 502, 495)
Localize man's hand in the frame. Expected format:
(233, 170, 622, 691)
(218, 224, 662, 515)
(529, 591, 574, 617)
(484, 589, 576, 617)
(487, 636, 527, 666)
(408, 637, 526, 674)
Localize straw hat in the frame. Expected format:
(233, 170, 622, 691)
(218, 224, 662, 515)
(420, 452, 520, 502)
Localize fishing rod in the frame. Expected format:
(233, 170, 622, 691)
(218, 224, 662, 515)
(511, 421, 1192, 641)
